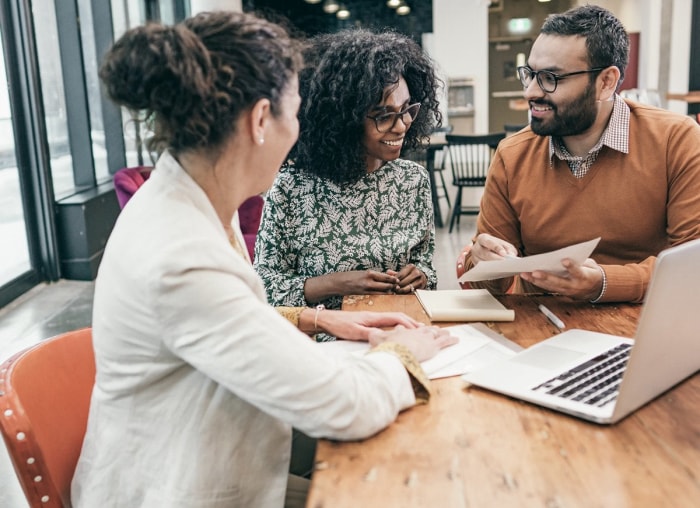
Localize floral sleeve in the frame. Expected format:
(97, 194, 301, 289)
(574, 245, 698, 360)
(254, 178, 309, 307)
(409, 165, 437, 289)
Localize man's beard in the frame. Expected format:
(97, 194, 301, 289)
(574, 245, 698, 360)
(530, 85, 598, 137)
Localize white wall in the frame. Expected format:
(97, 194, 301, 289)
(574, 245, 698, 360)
(431, 0, 490, 133)
(428, 0, 693, 131)
(190, 0, 242, 13)
(667, 0, 692, 113)
(576, 0, 692, 114)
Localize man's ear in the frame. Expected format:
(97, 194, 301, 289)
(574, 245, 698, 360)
(599, 66, 621, 100)
(249, 98, 272, 146)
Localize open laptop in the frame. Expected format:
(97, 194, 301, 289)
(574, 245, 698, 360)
(462, 238, 700, 424)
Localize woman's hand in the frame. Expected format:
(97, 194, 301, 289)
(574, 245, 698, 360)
(304, 271, 400, 302)
(387, 265, 427, 294)
(313, 309, 421, 341)
(368, 325, 457, 362)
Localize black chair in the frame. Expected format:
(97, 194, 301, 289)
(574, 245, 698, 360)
(428, 125, 453, 214)
(445, 132, 506, 232)
(403, 126, 453, 227)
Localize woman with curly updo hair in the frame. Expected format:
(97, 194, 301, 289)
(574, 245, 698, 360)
(71, 12, 455, 508)
(255, 28, 443, 318)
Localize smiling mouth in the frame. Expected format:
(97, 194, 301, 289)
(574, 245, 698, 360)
(382, 138, 404, 146)
(530, 102, 553, 112)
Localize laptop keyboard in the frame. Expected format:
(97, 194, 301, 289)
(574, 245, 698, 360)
(531, 343, 632, 408)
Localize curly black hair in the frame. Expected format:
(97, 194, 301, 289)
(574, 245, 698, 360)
(290, 28, 443, 185)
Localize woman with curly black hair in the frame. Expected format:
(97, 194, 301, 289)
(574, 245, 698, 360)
(255, 28, 443, 316)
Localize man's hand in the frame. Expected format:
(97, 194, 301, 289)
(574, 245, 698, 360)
(520, 257, 604, 301)
(470, 233, 519, 266)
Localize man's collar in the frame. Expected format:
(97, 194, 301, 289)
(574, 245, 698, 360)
(548, 93, 630, 162)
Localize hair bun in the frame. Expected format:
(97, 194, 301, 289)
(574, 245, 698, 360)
(100, 23, 214, 114)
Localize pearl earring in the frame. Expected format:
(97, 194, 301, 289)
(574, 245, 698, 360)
(259, 138, 265, 144)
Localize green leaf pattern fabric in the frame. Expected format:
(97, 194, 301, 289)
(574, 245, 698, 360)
(254, 159, 437, 311)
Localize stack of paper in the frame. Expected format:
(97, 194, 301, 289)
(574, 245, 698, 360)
(415, 289, 515, 322)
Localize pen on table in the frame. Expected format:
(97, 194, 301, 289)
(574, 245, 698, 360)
(538, 304, 566, 329)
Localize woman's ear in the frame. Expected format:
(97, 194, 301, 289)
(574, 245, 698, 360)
(599, 66, 621, 101)
(249, 98, 272, 146)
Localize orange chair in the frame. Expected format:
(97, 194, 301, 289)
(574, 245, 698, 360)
(0, 328, 95, 507)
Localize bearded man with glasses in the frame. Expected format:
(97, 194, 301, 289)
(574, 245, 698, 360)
(255, 28, 442, 335)
(456, 4, 700, 304)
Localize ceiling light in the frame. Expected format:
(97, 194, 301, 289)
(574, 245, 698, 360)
(322, 0, 339, 14)
(396, 2, 411, 15)
(337, 5, 350, 19)
(305, 0, 322, 4)
(387, 0, 401, 7)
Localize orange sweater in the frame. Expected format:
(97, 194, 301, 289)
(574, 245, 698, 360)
(465, 100, 700, 303)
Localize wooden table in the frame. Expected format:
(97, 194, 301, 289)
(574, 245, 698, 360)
(307, 294, 700, 507)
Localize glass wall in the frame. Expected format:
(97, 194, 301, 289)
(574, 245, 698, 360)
(112, 0, 156, 167)
(0, 32, 30, 287)
(31, 0, 75, 198)
(0, 0, 191, 308)
(78, 0, 110, 185)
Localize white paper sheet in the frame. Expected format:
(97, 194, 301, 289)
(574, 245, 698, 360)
(317, 323, 522, 380)
(459, 237, 601, 283)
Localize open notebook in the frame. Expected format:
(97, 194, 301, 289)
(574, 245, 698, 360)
(416, 289, 515, 322)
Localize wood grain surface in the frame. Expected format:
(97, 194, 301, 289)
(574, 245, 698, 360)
(306, 294, 700, 508)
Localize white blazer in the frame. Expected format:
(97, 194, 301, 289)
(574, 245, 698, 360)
(71, 151, 416, 507)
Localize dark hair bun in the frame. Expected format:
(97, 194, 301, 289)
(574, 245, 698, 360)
(99, 23, 213, 116)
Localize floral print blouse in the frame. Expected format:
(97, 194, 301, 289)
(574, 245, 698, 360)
(254, 159, 437, 311)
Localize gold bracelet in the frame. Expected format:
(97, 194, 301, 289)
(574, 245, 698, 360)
(275, 306, 306, 328)
(314, 304, 325, 332)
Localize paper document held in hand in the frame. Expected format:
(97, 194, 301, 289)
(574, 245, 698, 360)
(459, 237, 601, 283)
(416, 289, 515, 322)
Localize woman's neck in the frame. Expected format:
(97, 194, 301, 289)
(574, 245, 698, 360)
(366, 155, 386, 173)
(176, 149, 246, 228)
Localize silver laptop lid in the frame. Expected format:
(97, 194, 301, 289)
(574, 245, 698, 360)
(612, 238, 700, 421)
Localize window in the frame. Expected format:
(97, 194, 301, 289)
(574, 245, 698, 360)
(31, 0, 74, 197)
(0, 33, 31, 287)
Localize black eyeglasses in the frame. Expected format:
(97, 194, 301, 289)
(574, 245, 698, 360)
(517, 66, 606, 93)
(366, 103, 421, 133)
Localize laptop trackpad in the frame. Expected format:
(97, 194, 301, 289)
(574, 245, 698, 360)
(513, 345, 585, 370)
